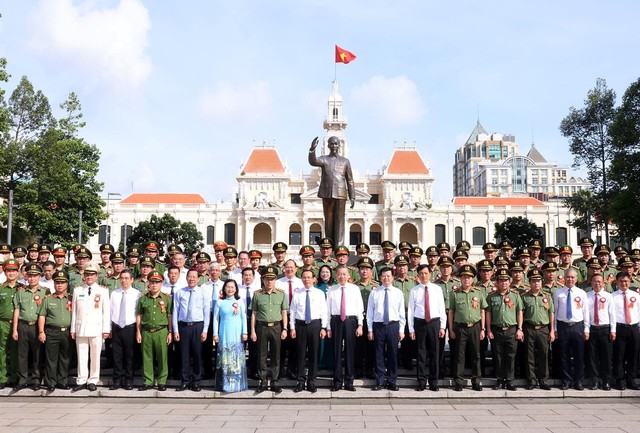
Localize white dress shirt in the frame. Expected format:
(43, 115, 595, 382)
(39, 277, 54, 293)
(161, 281, 178, 296)
(289, 287, 328, 330)
(229, 268, 243, 285)
(407, 282, 447, 332)
(202, 279, 224, 310)
(612, 289, 640, 326)
(109, 287, 142, 327)
(238, 284, 258, 315)
(326, 283, 364, 330)
(553, 285, 589, 330)
(366, 284, 406, 330)
(275, 276, 304, 306)
(585, 290, 616, 333)
(163, 267, 188, 288)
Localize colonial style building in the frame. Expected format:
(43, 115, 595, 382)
(90, 81, 586, 262)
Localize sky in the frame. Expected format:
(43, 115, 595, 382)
(1, 0, 639, 204)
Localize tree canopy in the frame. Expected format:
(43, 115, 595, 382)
(126, 214, 204, 255)
(494, 217, 541, 250)
(0, 59, 105, 245)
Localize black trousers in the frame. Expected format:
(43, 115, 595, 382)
(179, 321, 204, 385)
(415, 318, 441, 385)
(330, 315, 357, 387)
(112, 323, 136, 384)
(613, 323, 640, 384)
(373, 321, 400, 385)
(17, 321, 41, 385)
(355, 320, 375, 377)
(202, 321, 214, 378)
(453, 321, 481, 385)
(524, 324, 550, 383)
(279, 331, 297, 376)
(587, 325, 612, 384)
(557, 321, 585, 385)
(295, 319, 321, 384)
(246, 318, 258, 376)
(490, 326, 517, 382)
(256, 322, 282, 384)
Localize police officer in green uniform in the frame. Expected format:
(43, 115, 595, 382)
(354, 257, 377, 379)
(522, 268, 555, 390)
(509, 260, 529, 293)
(141, 241, 166, 276)
(51, 247, 68, 272)
(195, 252, 211, 285)
(573, 237, 594, 284)
(423, 246, 440, 282)
(133, 256, 155, 291)
(434, 256, 459, 378)
(375, 241, 396, 276)
(271, 242, 289, 278)
(355, 243, 378, 280)
(529, 239, 545, 268)
(595, 245, 617, 288)
(0, 259, 22, 388)
(406, 246, 423, 280)
(499, 240, 514, 261)
(221, 247, 239, 281)
(448, 264, 487, 391)
(296, 246, 319, 279)
(12, 263, 48, 390)
(136, 270, 173, 391)
(614, 256, 640, 291)
(579, 258, 609, 292)
(314, 238, 338, 270)
(486, 268, 524, 390)
(11, 246, 27, 268)
(541, 262, 562, 294)
(126, 247, 141, 274)
(333, 245, 358, 283)
(494, 255, 510, 270)
(98, 244, 115, 279)
(68, 247, 92, 291)
(476, 259, 494, 376)
(544, 246, 560, 266)
(100, 252, 127, 293)
(37, 270, 73, 392)
(392, 254, 416, 369)
(250, 265, 288, 394)
(517, 249, 533, 284)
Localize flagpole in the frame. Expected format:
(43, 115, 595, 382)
(334, 44, 337, 81)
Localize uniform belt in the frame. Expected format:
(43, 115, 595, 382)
(295, 319, 320, 325)
(331, 315, 357, 320)
(19, 320, 36, 326)
(143, 326, 167, 333)
(257, 321, 281, 327)
(525, 323, 547, 330)
(0, 318, 12, 323)
(45, 325, 69, 332)
(178, 321, 203, 326)
(491, 325, 516, 331)
(463, 321, 480, 328)
(558, 321, 580, 327)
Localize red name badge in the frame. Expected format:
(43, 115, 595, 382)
(67, 300, 72, 311)
(94, 295, 101, 309)
(574, 296, 582, 309)
(472, 296, 479, 309)
(504, 296, 514, 308)
(542, 297, 549, 310)
(599, 297, 606, 310)
(232, 302, 239, 315)
(158, 299, 166, 313)
(34, 294, 42, 306)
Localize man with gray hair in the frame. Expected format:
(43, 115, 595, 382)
(201, 262, 223, 379)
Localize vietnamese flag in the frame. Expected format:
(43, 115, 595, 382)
(335, 45, 356, 64)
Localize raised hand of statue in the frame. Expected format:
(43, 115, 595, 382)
(310, 136, 319, 152)
(350, 199, 355, 209)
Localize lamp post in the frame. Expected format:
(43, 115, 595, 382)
(106, 192, 121, 245)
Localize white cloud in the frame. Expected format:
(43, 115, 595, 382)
(197, 81, 271, 123)
(351, 75, 426, 125)
(27, 0, 152, 92)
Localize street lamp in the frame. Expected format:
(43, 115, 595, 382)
(106, 192, 121, 245)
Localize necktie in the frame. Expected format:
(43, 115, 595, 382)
(340, 286, 346, 321)
(187, 289, 194, 322)
(305, 289, 312, 324)
(288, 280, 293, 304)
(246, 286, 251, 316)
(424, 285, 431, 323)
(593, 293, 599, 326)
(119, 290, 127, 327)
(171, 285, 175, 298)
(383, 287, 389, 325)
(87, 286, 91, 296)
(566, 288, 572, 320)
(625, 291, 632, 325)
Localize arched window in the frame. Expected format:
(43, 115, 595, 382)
(206, 226, 215, 245)
(309, 223, 323, 246)
(253, 223, 272, 245)
(349, 224, 362, 246)
(455, 226, 463, 245)
(435, 224, 446, 244)
(369, 224, 382, 246)
(556, 227, 567, 246)
(98, 225, 110, 244)
(224, 223, 236, 246)
(472, 227, 486, 246)
(399, 223, 418, 245)
(289, 224, 302, 246)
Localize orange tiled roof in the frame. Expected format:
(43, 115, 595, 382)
(120, 194, 206, 204)
(387, 149, 429, 175)
(242, 148, 285, 173)
(453, 197, 545, 206)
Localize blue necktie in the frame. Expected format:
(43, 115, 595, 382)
(246, 286, 251, 316)
(187, 289, 194, 322)
(305, 289, 312, 324)
(383, 287, 389, 325)
(566, 288, 572, 320)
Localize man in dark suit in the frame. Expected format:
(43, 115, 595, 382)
(308, 136, 355, 246)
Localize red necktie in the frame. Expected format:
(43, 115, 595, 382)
(593, 293, 599, 325)
(340, 286, 346, 321)
(424, 285, 431, 322)
(288, 280, 293, 304)
(625, 291, 632, 325)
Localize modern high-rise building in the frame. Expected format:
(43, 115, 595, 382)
(453, 121, 589, 199)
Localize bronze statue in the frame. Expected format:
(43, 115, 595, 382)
(308, 136, 355, 246)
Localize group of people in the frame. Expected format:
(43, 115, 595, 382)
(0, 235, 639, 394)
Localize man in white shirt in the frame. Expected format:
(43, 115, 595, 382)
(275, 259, 303, 379)
(290, 269, 328, 393)
(70, 263, 110, 391)
(109, 269, 141, 390)
(368, 267, 406, 391)
(553, 267, 589, 390)
(327, 266, 364, 391)
(585, 274, 616, 390)
(408, 264, 446, 391)
(39, 261, 55, 293)
(238, 267, 259, 378)
(611, 271, 640, 390)
(163, 252, 187, 288)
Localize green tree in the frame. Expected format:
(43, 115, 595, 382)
(126, 214, 204, 255)
(608, 77, 640, 241)
(494, 217, 541, 250)
(563, 189, 597, 234)
(559, 78, 616, 244)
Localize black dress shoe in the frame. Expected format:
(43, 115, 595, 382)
(539, 382, 551, 390)
(492, 382, 502, 390)
(307, 384, 317, 393)
(472, 383, 482, 391)
(415, 383, 426, 391)
(294, 384, 304, 393)
(124, 383, 133, 391)
(589, 383, 599, 390)
(602, 382, 611, 391)
(157, 385, 167, 391)
(559, 383, 570, 390)
(524, 383, 535, 390)
(574, 383, 584, 391)
(46, 385, 55, 392)
(87, 383, 97, 391)
(331, 385, 341, 392)
(270, 384, 282, 394)
(429, 384, 439, 392)
(30, 384, 40, 391)
(13, 383, 27, 391)
(72, 384, 86, 392)
(109, 382, 121, 390)
(627, 382, 640, 390)
(177, 383, 189, 391)
(191, 383, 201, 392)
(372, 384, 384, 391)
(344, 385, 356, 391)
(453, 384, 463, 391)
(255, 385, 267, 393)
(506, 382, 517, 391)
(0, 383, 6, 389)
(617, 383, 626, 391)
(387, 384, 399, 391)
(138, 384, 149, 391)
(57, 384, 70, 390)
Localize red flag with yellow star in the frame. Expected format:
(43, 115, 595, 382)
(335, 45, 356, 64)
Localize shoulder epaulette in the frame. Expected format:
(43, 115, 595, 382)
(274, 288, 284, 293)
(509, 288, 520, 294)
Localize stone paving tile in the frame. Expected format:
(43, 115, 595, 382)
(263, 414, 331, 421)
(257, 430, 329, 433)
(293, 421, 366, 429)
(475, 429, 552, 433)
(181, 429, 256, 433)
(401, 429, 477, 433)
(30, 428, 111, 433)
(365, 421, 436, 429)
(11, 418, 86, 427)
(502, 420, 578, 429)
(434, 421, 508, 429)
(0, 427, 37, 433)
(151, 420, 226, 428)
(547, 429, 628, 433)
(104, 428, 183, 433)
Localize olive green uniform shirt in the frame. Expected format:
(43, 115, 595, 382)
(355, 279, 378, 313)
(295, 265, 319, 279)
(486, 290, 523, 327)
(0, 282, 21, 320)
(137, 292, 173, 328)
(449, 288, 488, 324)
(434, 277, 460, 310)
(392, 276, 416, 308)
(522, 290, 555, 326)
(13, 286, 48, 322)
(250, 289, 288, 323)
(37, 293, 72, 327)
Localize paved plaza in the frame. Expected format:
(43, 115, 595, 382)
(0, 397, 639, 432)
